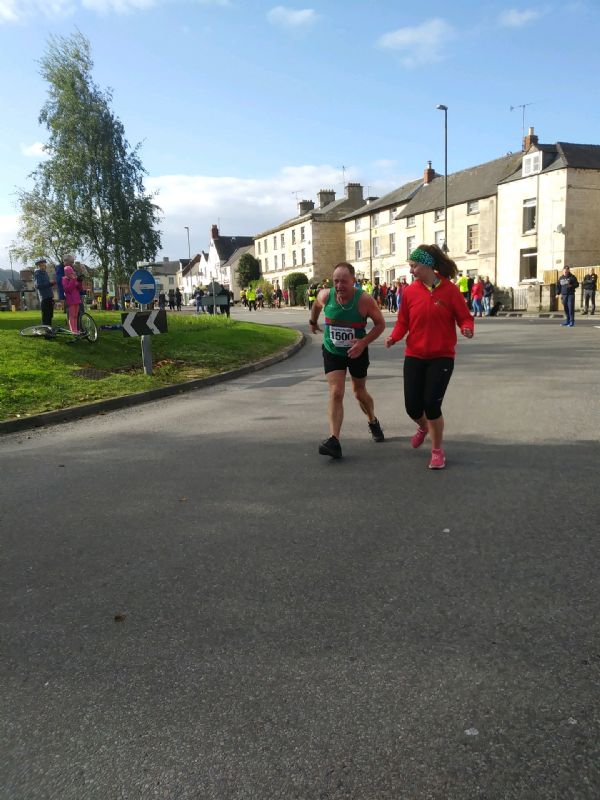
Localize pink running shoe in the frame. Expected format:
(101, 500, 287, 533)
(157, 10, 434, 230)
(411, 426, 428, 449)
(428, 448, 446, 470)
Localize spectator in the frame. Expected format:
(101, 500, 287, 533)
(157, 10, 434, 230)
(33, 257, 55, 326)
(483, 276, 495, 316)
(158, 291, 166, 310)
(282, 287, 289, 306)
(175, 287, 182, 311)
(194, 286, 204, 314)
(256, 286, 264, 310)
(582, 269, 597, 315)
(62, 265, 81, 332)
(556, 265, 579, 327)
(240, 288, 247, 307)
(457, 272, 470, 307)
(471, 276, 484, 317)
(396, 277, 408, 310)
(246, 285, 256, 311)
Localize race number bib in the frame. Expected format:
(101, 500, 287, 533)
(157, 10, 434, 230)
(329, 325, 356, 348)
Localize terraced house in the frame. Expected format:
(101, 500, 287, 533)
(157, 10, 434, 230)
(342, 128, 600, 291)
(253, 183, 365, 287)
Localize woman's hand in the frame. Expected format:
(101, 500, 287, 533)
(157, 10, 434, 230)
(385, 335, 396, 348)
(461, 327, 473, 339)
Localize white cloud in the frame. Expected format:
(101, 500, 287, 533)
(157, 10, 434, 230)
(0, 0, 228, 22)
(498, 8, 542, 27)
(0, 164, 401, 263)
(144, 163, 397, 259)
(20, 141, 48, 158)
(373, 159, 397, 169)
(377, 17, 455, 68)
(267, 6, 318, 29)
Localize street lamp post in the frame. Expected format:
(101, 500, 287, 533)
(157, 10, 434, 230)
(184, 226, 191, 261)
(436, 104, 449, 253)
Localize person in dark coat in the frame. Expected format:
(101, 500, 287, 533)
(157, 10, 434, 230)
(175, 288, 182, 311)
(556, 266, 579, 327)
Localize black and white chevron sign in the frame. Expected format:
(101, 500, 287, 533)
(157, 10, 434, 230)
(121, 310, 168, 337)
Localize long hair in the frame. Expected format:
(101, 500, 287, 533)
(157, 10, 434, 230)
(417, 244, 458, 280)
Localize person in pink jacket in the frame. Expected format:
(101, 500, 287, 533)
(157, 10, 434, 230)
(62, 265, 81, 333)
(471, 276, 484, 317)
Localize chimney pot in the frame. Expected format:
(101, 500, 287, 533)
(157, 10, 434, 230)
(211, 224, 219, 239)
(523, 126, 539, 151)
(345, 182, 364, 204)
(298, 199, 315, 215)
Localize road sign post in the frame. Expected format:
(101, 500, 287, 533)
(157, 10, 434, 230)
(128, 270, 158, 375)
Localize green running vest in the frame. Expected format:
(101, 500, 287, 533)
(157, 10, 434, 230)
(323, 287, 367, 356)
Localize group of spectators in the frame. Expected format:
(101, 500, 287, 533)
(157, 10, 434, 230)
(158, 287, 183, 311)
(33, 254, 87, 332)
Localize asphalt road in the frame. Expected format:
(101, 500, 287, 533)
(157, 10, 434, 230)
(2, 309, 600, 800)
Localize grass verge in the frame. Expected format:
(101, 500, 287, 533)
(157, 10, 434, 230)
(0, 310, 298, 420)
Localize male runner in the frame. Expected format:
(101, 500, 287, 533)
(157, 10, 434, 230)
(309, 262, 385, 458)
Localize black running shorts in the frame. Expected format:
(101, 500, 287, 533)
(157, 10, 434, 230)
(322, 344, 370, 379)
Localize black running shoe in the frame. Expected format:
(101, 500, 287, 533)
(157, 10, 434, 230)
(319, 436, 342, 459)
(368, 417, 385, 442)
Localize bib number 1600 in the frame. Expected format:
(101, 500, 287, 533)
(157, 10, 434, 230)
(330, 326, 355, 347)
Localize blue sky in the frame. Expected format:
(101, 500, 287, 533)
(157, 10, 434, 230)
(1, 0, 599, 265)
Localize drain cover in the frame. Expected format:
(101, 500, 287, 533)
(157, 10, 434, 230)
(71, 368, 108, 380)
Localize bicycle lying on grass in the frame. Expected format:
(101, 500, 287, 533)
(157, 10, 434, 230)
(19, 312, 99, 343)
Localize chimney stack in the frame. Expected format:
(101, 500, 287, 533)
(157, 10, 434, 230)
(298, 199, 315, 215)
(211, 224, 219, 239)
(317, 189, 336, 208)
(423, 161, 435, 185)
(523, 126, 539, 152)
(345, 182, 364, 204)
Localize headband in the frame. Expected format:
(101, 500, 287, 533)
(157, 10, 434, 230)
(409, 248, 436, 267)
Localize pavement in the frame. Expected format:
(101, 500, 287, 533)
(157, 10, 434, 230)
(2, 309, 600, 799)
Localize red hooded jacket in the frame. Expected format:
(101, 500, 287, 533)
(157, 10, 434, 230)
(389, 276, 474, 359)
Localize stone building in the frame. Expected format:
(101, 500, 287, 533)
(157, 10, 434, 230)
(254, 183, 365, 287)
(496, 129, 600, 286)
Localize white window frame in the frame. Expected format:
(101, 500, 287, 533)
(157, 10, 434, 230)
(281, 253, 286, 269)
(467, 224, 479, 252)
(467, 200, 479, 215)
(355, 240, 362, 260)
(300, 227, 305, 242)
(372, 236, 380, 257)
(435, 230, 445, 249)
(257, 241, 261, 255)
(522, 152, 542, 177)
(301, 248, 306, 264)
(372, 213, 379, 227)
(273, 235, 277, 250)
(292, 250, 297, 266)
(280, 233, 285, 247)
(389, 232, 396, 255)
(355, 218, 362, 232)
(406, 236, 416, 259)
(522, 198, 537, 233)
(434, 208, 445, 222)
(292, 229, 296, 244)
(406, 216, 416, 228)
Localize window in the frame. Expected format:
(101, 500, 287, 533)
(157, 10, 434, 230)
(389, 233, 396, 255)
(389, 209, 396, 223)
(434, 208, 445, 221)
(300, 226, 305, 241)
(467, 200, 479, 215)
(264, 257, 268, 270)
(293, 250, 297, 266)
(406, 215, 416, 228)
(264, 239, 268, 253)
(435, 230, 445, 249)
(169, 277, 174, 285)
(519, 247, 537, 280)
(386, 269, 396, 284)
(273, 235, 277, 249)
(407, 236, 416, 259)
(355, 218, 362, 231)
(355, 240, 362, 260)
(257, 241, 261, 255)
(274, 254, 278, 269)
(301, 248, 306, 264)
(258, 259, 262, 270)
(523, 198, 537, 233)
(522, 152, 542, 177)
(372, 237, 380, 257)
(372, 213, 379, 227)
(467, 224, 479, 251)
(292, 229, 296, 244)
(281, 233, 285, 247)
(281, 253, 286, 268)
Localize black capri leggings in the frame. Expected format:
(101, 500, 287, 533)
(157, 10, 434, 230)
(403, 356, 454, 421)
